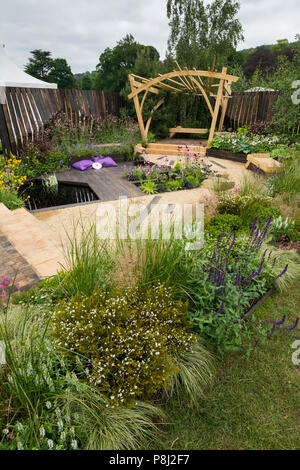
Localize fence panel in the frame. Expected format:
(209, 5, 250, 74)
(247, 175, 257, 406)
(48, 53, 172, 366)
(225, 90, 281, 130)
(0, 87, 124, 154)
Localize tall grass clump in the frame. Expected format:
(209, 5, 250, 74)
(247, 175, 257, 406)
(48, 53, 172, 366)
(266, 158, 300, 204)
(117, 228, 195, 290)
(61, 219, 116, 297)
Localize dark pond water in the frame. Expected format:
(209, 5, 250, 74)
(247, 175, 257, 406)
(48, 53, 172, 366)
(20, 180, 99, 211)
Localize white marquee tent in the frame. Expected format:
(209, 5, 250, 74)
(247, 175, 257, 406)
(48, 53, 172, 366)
(0, 43, 57, 89)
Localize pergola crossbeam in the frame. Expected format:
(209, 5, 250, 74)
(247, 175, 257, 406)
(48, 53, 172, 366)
(128, 63, 239, 143)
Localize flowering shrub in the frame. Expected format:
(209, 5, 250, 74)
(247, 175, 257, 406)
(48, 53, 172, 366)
(217, 191, 280, 227)
(209, 133, 285, 154)
(0, 275, 11, 300)
(279, 236, 300, 251)
(52, 284, 196, 406)
(0, 156, 27, 209)
(186, 218, 288, 352)
(0, 155, 27, 192)
(270, 216, 296, 242)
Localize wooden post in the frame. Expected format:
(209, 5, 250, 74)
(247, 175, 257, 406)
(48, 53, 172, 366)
(208, 67, 227, 143)
(0, 87, 12, 154)
(218, 95, 229, 131)
(129, 75, 147, 141)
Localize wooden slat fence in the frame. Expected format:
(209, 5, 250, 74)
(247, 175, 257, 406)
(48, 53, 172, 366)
(0, 88, 124, 154)
(225, 90, 281, 130)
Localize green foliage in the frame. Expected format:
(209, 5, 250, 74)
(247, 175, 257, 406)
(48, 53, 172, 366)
(164, 340, 214, 405)
(247, 206, 281, 227)
(25, 50, 76, 89)
(0, 304, 163, 450)
(269, 216, 296, 242)
(95, 34, 160, 92)
(126, 159, 210, 194)
(165, 179, 184, 192)
(217, 191, 278, 226)
(265, 158, 300, 200)
(48, 58, 77, 89)
(25, 49, 54, 80)
(122, 235, 189, 289)
(185, 234, 278, 353)
(206, 213, 244, 239)
(52, 284, 197, 406)
(209, 133, 284, 154)
(81, 74, 92, 90)
(167, 0, 244, 68)
(140, 180, 158, 194)
(62, 220, 116, 297)
(270, 145, 294, 161)
(0, 189, 24, 210)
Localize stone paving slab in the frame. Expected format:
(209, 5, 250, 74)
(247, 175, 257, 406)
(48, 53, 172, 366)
(0, 230, 40, 293)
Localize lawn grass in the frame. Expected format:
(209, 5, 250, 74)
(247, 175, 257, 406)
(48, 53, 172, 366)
(152, 279, 300, 450)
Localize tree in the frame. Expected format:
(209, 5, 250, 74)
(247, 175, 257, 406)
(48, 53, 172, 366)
(48, 58, 77, 89)
(242, 46, 277, 78)
(81, 74, 92, 90)
(25, 49, 54, 80)
(95, 34, 160, 92)
(166, 0, 244, 68)
(25, 50, 76, 89)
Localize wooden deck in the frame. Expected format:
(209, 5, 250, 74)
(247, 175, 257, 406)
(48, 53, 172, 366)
(54, 161, 143, 202)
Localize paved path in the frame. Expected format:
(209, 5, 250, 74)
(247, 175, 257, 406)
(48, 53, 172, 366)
(0, 230, 40, 293)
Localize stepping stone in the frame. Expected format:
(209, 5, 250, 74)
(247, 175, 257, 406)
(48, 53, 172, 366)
(246, 153, 281, 174)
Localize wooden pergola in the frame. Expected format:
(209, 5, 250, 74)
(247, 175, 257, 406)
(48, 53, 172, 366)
(128, 62, 239, 143)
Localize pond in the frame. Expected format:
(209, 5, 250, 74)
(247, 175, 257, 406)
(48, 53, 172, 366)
(20, 180, 99, 211)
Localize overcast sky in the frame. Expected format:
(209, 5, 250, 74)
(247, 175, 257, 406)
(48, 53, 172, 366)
(1, 0, 299, 73)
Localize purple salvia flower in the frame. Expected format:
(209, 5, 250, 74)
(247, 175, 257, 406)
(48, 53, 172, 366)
(217, 300, 225, 313)
(250, 218, 258, 238)
(233, 257, 239, 273)
(274, 264, 288, 280)
(242, 270, 258, 285)
(271, 257, 277, 269)
(271, 315, 286, 326)
(283, 317, 299, 331)
(215, 286, 224, 295)
(235, 271, 242, 285)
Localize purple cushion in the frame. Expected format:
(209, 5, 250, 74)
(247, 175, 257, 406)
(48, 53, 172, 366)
(93, 156, 117, 167)
(72, 160, 93, 171)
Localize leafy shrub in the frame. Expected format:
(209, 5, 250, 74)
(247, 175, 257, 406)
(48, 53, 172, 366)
(249, 121, 274, 136)
(217, 191, 276, 227)
(206, 213, 243, 239)
(270, 146, 293, 161)
(186, 219, 288, 353)
(52, 284, 197, 406)
(246, 206, 281, 228)
(0, 190, 24, 210)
